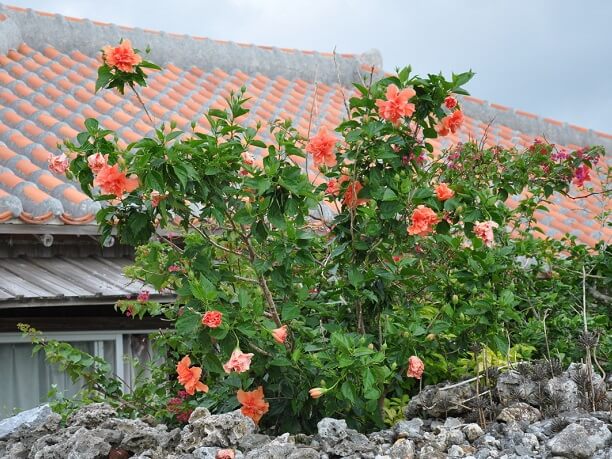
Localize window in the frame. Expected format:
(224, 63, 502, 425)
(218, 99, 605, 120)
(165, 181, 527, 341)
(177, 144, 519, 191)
(0, 330, 155, 419)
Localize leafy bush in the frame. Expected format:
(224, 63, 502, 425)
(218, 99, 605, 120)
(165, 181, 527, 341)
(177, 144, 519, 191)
(33, 41, 610, 432)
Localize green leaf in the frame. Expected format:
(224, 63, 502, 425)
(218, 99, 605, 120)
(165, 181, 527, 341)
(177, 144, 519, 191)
(191, 275, 218, 302)
(176, 308, 201, 337)
(341, 380, 357, 403)
(381, 188, 398, 202)
(282, 303, 301, 321)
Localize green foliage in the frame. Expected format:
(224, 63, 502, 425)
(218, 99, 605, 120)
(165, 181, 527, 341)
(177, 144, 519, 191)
(35, 50, 611, 433)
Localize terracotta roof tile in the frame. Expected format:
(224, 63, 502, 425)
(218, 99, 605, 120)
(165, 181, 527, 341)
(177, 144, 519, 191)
(0, 7, 608, 243)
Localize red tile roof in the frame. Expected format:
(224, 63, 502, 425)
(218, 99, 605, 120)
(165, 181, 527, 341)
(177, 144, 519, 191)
(0, 4, 609, 245)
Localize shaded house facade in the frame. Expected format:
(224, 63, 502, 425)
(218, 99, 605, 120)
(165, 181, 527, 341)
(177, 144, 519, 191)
(0, 4, 610, 417)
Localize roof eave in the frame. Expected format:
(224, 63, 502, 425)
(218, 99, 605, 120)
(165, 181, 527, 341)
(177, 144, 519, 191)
(0, 293, 175, 310)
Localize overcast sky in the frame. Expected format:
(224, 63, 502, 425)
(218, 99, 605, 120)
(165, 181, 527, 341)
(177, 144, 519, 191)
(8, 0, 612, 133)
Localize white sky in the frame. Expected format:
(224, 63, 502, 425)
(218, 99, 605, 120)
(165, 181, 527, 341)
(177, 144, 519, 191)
(6, 0, 612, 133)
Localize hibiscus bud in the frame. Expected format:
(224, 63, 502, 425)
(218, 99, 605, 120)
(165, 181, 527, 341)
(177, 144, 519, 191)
(452, 294, 459, 304)
(309, 387, 327, 399)
(367, 343, 374, 350)
(271, 325, 288, 344)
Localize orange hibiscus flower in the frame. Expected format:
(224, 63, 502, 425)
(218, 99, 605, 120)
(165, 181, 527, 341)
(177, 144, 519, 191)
(102, 39, 142, 73)
(306, 126, 338, 168)
(407, 205, 440, 236)
(436, 110, 464, 137)
(406, 355, 425, 379)
(176, 355, 209, 396)
(375, 84, 416, 124)
(237, 386, 269, 424)
(435, 183, 454, 201)
(94, 164, 139, 198)
(342, 181, 368, 209)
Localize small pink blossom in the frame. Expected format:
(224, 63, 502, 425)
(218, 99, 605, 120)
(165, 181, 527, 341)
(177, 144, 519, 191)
(573, 164, 591, 188)
(223, 348, 254, 374)
(444, 96, 457, 109)
(407, 355, 425, 379)
(201, 310, 223, 328)
(87, 153, 108, 174)
(551, 148, 569, 162)
(150, 190, 164, 207)
(137, 290, 150, 303)
(325, 179, 340, 196)
(168, 264, 182, 272)
(48, 153, 69, 174)
(473, 220, 499, 247)
(216, 450, 236, 459)
(271, 325, 288, 344)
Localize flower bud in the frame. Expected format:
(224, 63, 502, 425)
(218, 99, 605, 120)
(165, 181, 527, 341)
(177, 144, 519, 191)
(309, 387, 327, 399)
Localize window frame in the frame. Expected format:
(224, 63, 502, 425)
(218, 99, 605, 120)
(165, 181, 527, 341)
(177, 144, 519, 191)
(0, 329, 157, 391)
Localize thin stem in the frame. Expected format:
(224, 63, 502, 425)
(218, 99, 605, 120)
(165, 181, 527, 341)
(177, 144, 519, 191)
(129, 83, 154, 125)
(189, 221, 245, 258)
(225, 212, 285, 332)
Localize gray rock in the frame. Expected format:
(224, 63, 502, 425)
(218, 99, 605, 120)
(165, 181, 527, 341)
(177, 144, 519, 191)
(35, 426, 112, 459)
(368, 429, 394, 445)
(448, 444, 469, 457)
(67, 403, 117, 428)
(448, 429, 466, 446)
(405, 382, 476, 418)
(546, 376, 577, 412)
(513, 432, 539, 456)
(188, 407, 211, 424)
(0, 405, 53, 440)
(394, 418, 423, 438)
(497, 402, 542, 424)
(388, 438, 415, 459)
(462, 423, 484, 441)
(237, 433, 271, 452)
(496, 370, 539, 406)
(474, 447, 500, 459)
(474, 434, 501, 449)
(547, 417, 611, 458)
(286, 447, 320, 459)
(317, 418, 373, 457)
(180, 410, 257, 450)
(444, 417, 464, 430)
(120, 423, 181, 452)
(418, 444, 446, 459)
(244, 433, 296, 459)
(6, 441, 28, 459)
(91, 427, 124, 445)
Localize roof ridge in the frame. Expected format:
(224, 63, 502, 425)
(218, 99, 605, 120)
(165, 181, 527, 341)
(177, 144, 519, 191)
(460, 95, 612, 151)
(0, 3, 383, 87)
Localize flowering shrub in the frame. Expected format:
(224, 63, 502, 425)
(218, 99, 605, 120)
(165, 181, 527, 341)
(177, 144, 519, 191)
(36, 41, 610, 432)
